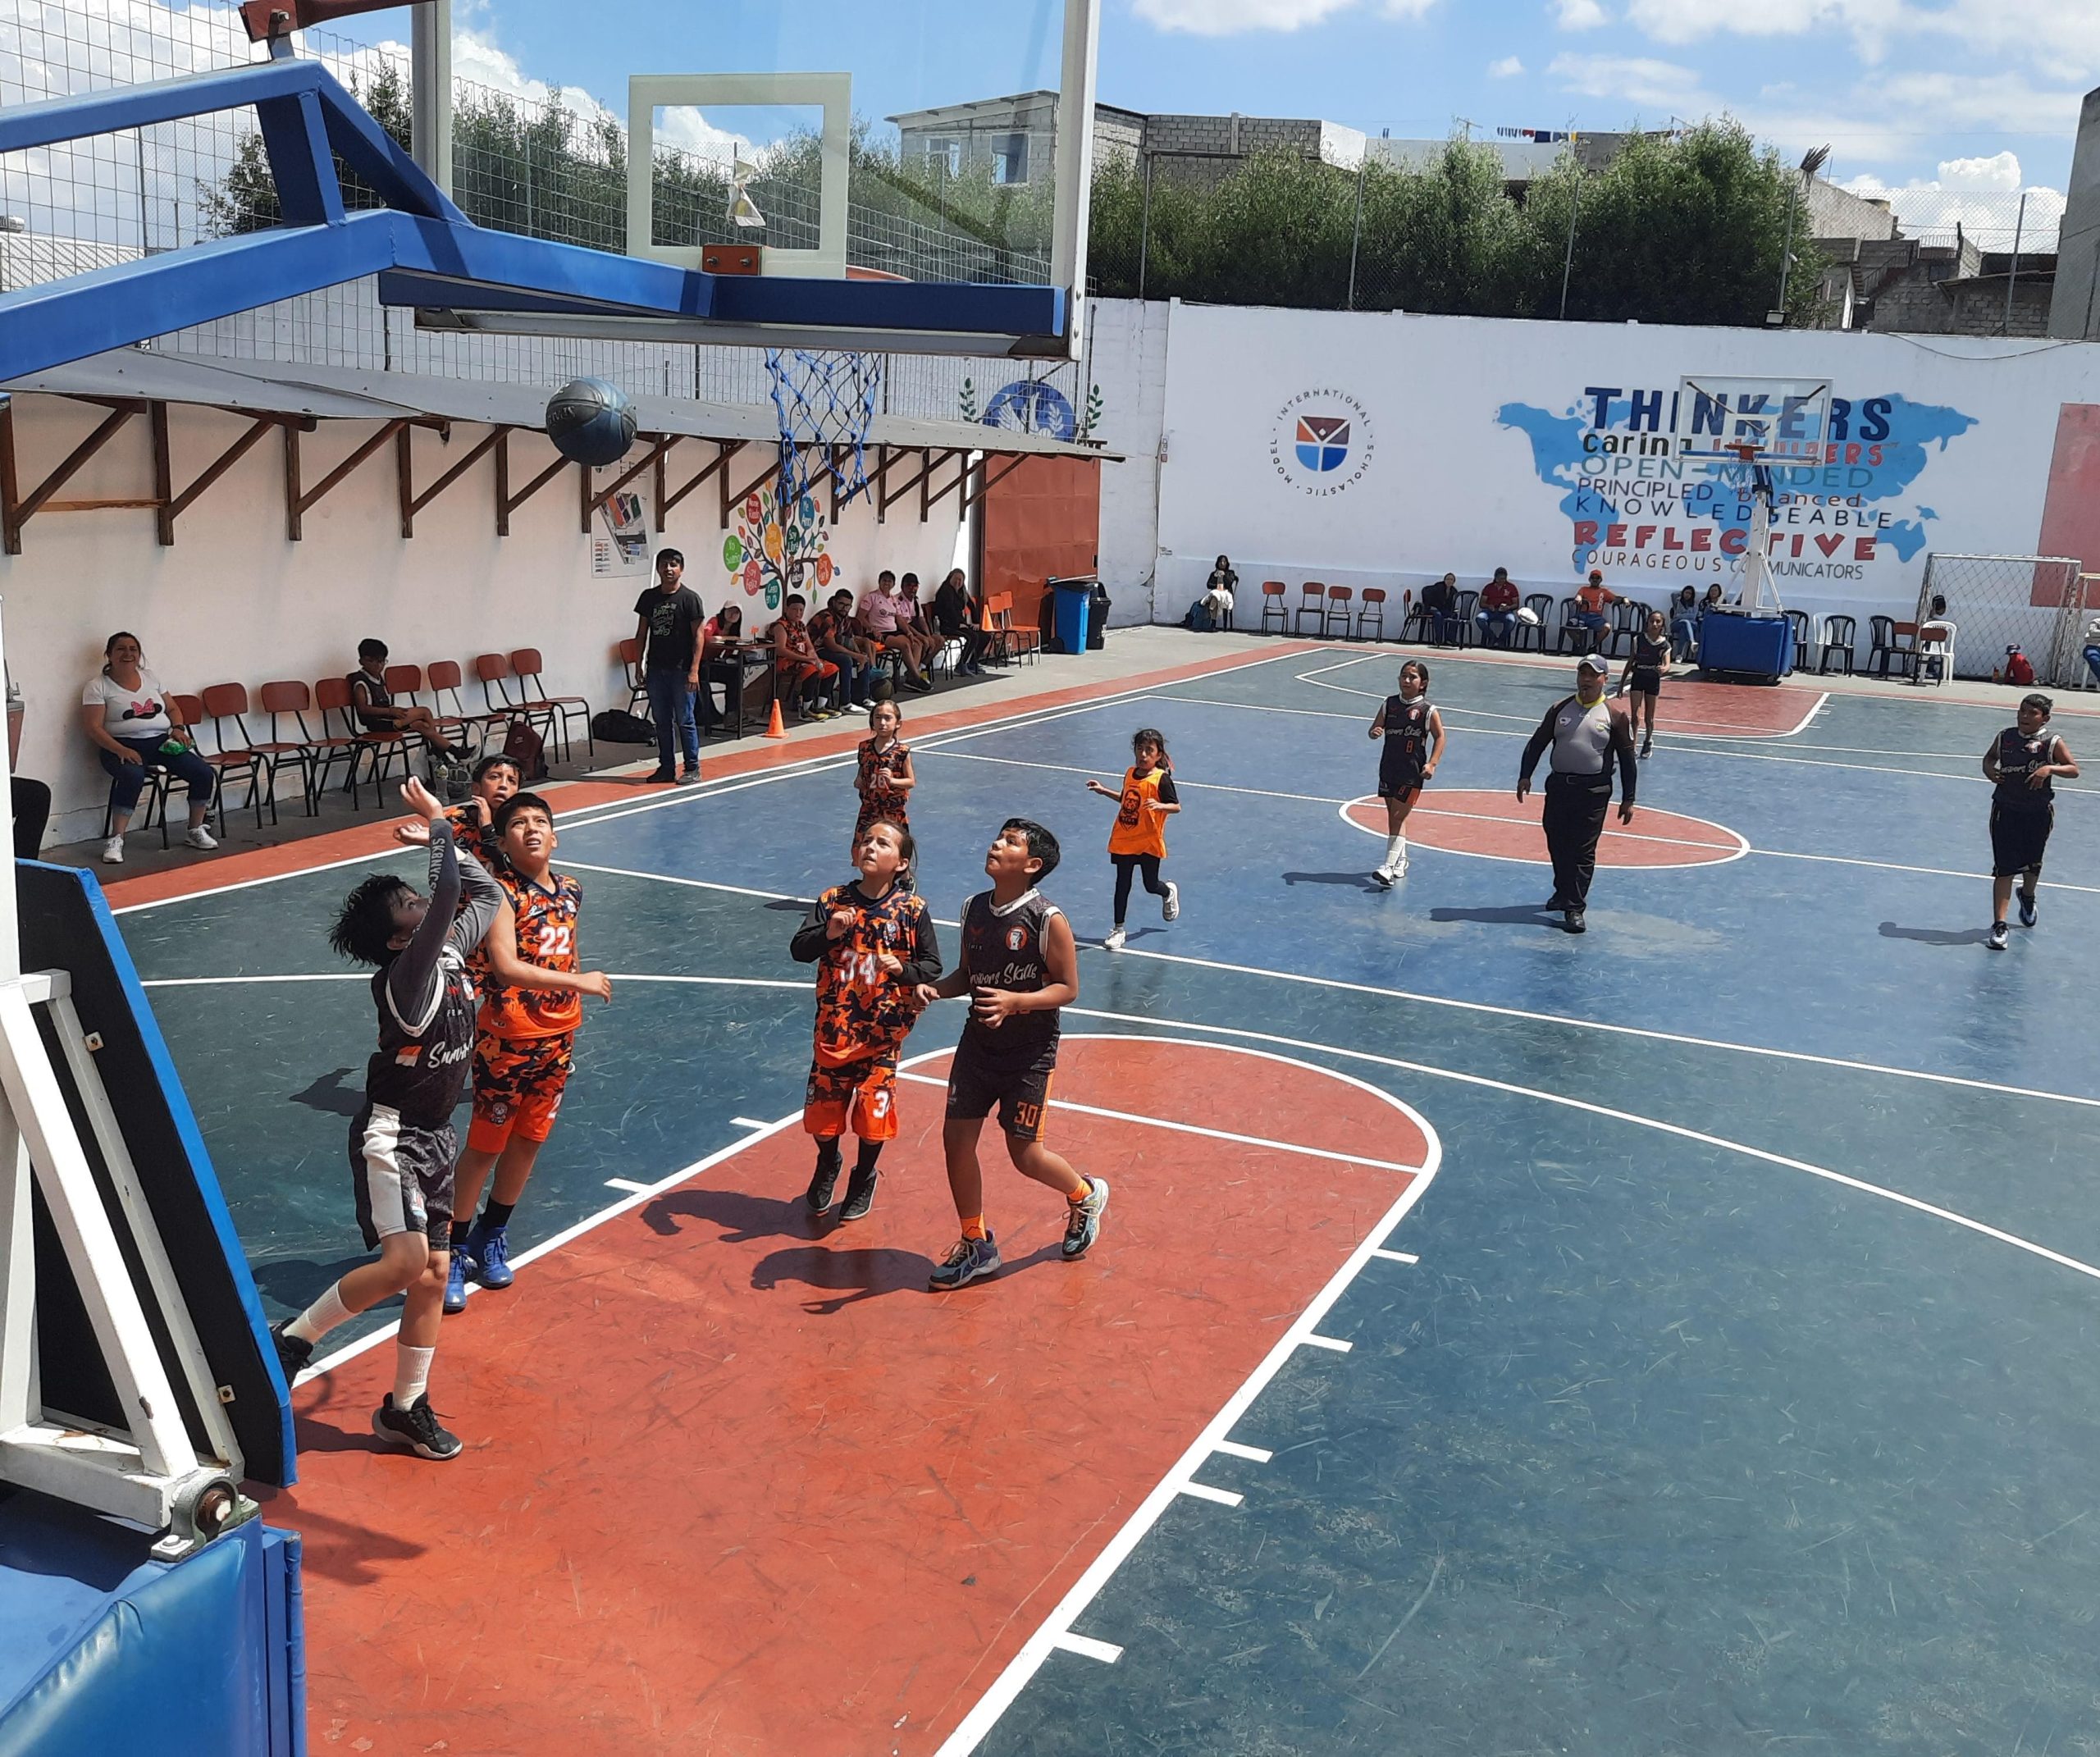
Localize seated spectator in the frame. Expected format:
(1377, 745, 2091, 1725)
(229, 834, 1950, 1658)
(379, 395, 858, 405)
(809, 588, 881, 709)
(8, 671, 50, 860)
(1668, 586, 1701, 663)
(1572, 569, 1619, 653)
(80, 630, 217, 865)
(768, 595, 840, 722)
(900, 573, 942, 666)
(934, 568, 992, 675)
(1476, 568, 1521, 646)
(348, 638, 473, 768)
(1420, 573, 1460, 646)
(1203, 555, 1238, 625)
(695, 597, 749, 730)
(858, 571, 934, 693)
(1701, 582, 1726, 617)
(1918, 592, 1957, 682)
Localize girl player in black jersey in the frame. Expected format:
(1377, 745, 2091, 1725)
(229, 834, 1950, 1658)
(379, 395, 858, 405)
(1617, 609, 1670, 757)
(914, 818, 1107, 1289)
(1982, 693, 2079, 951)
(1367, 660, 1445, 887)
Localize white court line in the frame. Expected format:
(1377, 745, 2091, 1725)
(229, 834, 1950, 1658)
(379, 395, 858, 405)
(939, 1013, 2100, 1754)
(140, 973, 361, 987)
(924, 747, 1350, 809)
(112, 649, 1312, 917)
(1179, 1482, 1245, 1506)
(1050, 1634, 1124, 1665)
(1213, 1440, 1274, 1463)
(730, 1116, 771, 1130)
(1301, 1335, 1354, 1353)
(372, 856, 2100, 1111)
(893, 1069, 1423, 1173)
(1371, 1248, 1419, 1264)
(604, 1177, 653, 1194)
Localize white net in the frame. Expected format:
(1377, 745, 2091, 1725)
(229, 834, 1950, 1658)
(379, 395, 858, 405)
(1915, 554, 2088, 686)
(765, 349, 884, 517)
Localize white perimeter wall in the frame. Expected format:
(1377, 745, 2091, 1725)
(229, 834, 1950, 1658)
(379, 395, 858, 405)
(1087, 298, 2100, 633)
(1084, 299, 1171, 625)
(1, 395, 966, 846)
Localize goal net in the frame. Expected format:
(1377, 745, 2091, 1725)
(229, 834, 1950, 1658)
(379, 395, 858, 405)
(1915, 554, 2089, 687)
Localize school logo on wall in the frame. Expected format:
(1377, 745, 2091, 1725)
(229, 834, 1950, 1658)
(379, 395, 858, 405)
(1271, 389, 1375, 496)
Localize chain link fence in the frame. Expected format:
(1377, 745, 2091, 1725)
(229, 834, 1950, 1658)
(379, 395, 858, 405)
(1916, 554, 2087, 687)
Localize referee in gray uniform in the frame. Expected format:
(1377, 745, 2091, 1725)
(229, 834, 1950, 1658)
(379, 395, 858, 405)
(1517, 653, 1638, 933)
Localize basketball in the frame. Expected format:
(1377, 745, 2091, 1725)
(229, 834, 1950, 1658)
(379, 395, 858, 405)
(545, 376, 637, 467)
(870, 677, 896, 702)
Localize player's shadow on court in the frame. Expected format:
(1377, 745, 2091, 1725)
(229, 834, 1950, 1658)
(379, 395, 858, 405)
(254, 1255, 372, 1307)
(290, 1068, 364, 1117)
(1877, 922, 1995, 947)
(1283, 870, 1384, 892)
(1429, 903, 1559, 926)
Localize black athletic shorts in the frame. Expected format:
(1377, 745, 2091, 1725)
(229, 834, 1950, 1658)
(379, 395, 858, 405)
(1989, 802, 2052, 878)
(349, 1103, 457, 1250)
(1630, 668, 1662, 697)
(945, 1042, 1055, 1141)
(1376, 760, 1426, 801)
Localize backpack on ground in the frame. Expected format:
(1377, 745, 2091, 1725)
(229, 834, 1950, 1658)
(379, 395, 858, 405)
(591, 708, 658, 745)
(1183, 599, 1215, 634)
(501, 717, 549, 782)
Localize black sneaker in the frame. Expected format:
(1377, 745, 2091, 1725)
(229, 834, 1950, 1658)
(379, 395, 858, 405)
(372, 1392, 463, 1461)
(644, 768, 676, 784)
(1988, 920, 2009, 951)
(1061, 1176, 1110, 1261)
(1639, 738, 1653, 759)
(929, 1231, 1001, 1289)
(1564, 907, 1587, 934)
(2018, 890, 2039, 929)
(806, 1148, 842, 1214)
(270, 1321, 313, 1383)
(838, 1166, 879, 1222)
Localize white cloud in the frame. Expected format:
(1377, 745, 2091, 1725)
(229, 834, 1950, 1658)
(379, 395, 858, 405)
(1548, 52, 1707, 110)
(1553, 0, 1609, 27)
(1131, 0, 1361, 32)
(1900, 0, 2100, 81)
(1842, 162, 2066, 250)
(1488, 55, 1526, 77)
(1936, 150, 2023, 190)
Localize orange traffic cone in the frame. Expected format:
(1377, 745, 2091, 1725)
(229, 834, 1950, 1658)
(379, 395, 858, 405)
(765, 697, 788, 740)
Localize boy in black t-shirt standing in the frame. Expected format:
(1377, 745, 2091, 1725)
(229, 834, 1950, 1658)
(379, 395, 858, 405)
(914, 818, 1107, 1289)
(632, 548, 706, 784)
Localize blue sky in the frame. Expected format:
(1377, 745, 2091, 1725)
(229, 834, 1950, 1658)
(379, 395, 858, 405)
(379, 0, 2089, 238)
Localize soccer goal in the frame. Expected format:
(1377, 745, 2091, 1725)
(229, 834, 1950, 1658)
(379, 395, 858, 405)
(1915, 554, 2089, 687)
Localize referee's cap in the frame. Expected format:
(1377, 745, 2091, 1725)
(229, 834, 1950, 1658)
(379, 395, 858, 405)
(1577, 653, 1609, 675)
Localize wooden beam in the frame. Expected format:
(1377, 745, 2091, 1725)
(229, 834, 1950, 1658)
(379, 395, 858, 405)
(36, 497, 163, 512)
(283, 422, 301, 542)
(962, 452, 1031, 512)
(872, 445, 892, 525)
(724, 447, 784, 528)
(0, 399, 18, 555)
(924, 447, 969, 522)
(7, 404, 139, 545)
(494, 430, 570, 538)
(582, 435, 673, 532)
(398, 423, 508, 539)
(150, 400, 174, 545)
(286, 418, 406, 541)
(879, 448, 942, 518)
(162, 414, 280, 545)
(661, 439, 741, 520)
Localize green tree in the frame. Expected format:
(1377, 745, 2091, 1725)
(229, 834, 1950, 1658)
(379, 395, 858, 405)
(196, 60, 413, 234)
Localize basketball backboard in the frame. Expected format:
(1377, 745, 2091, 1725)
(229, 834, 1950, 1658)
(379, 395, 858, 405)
(405, 0, 1098, 358)
(1676, 375, 1834, 462)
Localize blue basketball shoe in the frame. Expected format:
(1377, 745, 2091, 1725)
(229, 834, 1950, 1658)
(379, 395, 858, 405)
(442, 1249, 469, 1314)
(465, 1221, 514, 1289)
(929, 1230, 1001, 1290)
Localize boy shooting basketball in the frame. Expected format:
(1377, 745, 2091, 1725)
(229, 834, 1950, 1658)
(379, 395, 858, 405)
(914, 819, 1107, 1289)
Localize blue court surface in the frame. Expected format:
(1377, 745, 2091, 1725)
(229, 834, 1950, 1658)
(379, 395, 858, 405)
(115, 642, 2100, 1753)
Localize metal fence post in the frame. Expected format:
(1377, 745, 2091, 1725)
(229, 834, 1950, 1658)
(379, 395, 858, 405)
(1558, 173, 1581, 321)
(1136, 153, 1153, 301)
(2003, 190, 2027, 335)
(1345, 153, 1366, 311)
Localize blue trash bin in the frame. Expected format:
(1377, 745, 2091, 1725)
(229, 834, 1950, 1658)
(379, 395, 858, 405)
(1050, 577, 1095, 656)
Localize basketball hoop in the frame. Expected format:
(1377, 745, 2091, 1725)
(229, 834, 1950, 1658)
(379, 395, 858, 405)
(765, 349, 883, 523)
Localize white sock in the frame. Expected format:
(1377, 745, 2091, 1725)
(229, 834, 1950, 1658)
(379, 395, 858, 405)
(392, 1343, 435, 1408)
(286, 1282, 354, 1346)
(1385, 833, 1406, 865)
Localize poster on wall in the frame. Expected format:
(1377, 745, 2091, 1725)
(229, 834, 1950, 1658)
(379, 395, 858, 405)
(721, 490, 834, 615)
(591, 490, 650, 578)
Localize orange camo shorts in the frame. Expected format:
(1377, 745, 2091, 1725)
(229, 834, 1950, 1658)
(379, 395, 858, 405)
(803, 1056, 899, 1142)
(468, 1032, 574, 1152)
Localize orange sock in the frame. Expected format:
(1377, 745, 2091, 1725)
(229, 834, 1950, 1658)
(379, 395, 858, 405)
(961, 1215, 988, 1241)
(1066, 1180, 1091, 1205)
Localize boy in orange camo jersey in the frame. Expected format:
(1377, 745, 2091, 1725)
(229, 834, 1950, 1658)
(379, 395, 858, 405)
(444, 792, 612, 1310)
(789, 819, 941, 1221)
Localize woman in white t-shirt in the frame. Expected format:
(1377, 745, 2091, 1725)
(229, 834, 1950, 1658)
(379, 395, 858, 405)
(79, 631, 218, 865)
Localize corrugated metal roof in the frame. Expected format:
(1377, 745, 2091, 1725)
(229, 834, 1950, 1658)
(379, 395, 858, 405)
(2, 349, 1121, 461)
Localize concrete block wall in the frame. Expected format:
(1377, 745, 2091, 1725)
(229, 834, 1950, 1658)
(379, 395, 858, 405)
(1082, 299, 1171, 624)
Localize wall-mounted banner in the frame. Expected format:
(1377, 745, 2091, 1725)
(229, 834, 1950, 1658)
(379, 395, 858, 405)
(1154, 303, 2100, 623)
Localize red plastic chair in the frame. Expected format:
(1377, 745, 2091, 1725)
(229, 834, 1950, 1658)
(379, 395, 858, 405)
(1258, 581, 1289, 634)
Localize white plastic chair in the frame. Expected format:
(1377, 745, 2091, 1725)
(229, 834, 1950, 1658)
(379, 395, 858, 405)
(1915, 621, 1955, 686)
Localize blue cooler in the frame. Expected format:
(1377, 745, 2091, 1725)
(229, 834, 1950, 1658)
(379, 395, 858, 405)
(1050, 576, 1095, 655)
